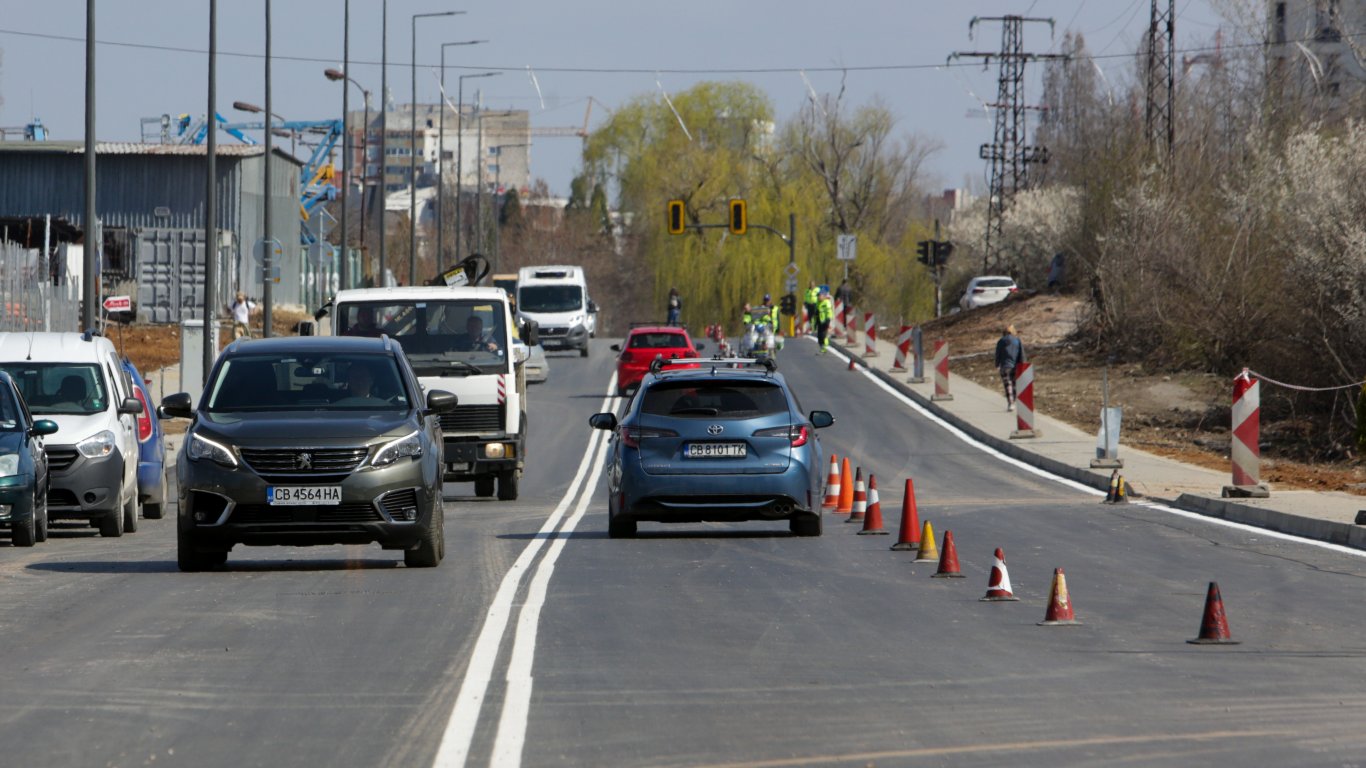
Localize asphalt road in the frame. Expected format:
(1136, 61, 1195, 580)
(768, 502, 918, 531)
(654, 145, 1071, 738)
(4, 338, 1366, 768)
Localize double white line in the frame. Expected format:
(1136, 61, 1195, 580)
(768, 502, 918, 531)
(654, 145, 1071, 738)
(432, 377, 616, 768)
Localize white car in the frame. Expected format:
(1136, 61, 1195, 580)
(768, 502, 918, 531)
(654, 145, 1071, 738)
(959, 276, 1019, 311)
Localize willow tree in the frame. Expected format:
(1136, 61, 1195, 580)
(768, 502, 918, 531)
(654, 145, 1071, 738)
(584, 82, 784, 328)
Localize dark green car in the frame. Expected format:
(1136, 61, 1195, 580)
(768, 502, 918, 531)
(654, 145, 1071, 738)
(0, 371, 59, 547)
(161, 336, 458, 570)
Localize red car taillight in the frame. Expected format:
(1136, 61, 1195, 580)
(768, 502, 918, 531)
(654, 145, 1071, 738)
(754, 424, 808, 447)
(619, 425, 677, 449)
(132, 386, 152, 442)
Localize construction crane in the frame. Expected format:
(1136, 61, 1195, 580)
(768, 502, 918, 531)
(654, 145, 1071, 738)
(142, 112, 343, 245)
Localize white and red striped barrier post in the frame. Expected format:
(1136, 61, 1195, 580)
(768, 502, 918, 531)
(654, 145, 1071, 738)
(1223, 369, 1269, 498)
(844, 306, 859, 346)
(931, 339, 953, 401)
(832, 298, 845, 339)
(863, 313, 878, 357)
(891, 325, 912, 371)
(1009, 362, 1039, 439)
(909, 326, 926, 383)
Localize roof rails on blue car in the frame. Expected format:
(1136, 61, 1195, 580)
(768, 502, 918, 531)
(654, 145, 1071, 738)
(649, 355, 776, 375)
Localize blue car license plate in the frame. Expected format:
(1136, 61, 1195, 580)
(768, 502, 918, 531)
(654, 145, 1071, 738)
(684, 442, 746, 458)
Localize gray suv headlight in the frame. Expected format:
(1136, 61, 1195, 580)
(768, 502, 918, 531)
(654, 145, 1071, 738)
(186, 432, 238, 467)
(370, 430, 423, 468)
(77, 430, 117, 459)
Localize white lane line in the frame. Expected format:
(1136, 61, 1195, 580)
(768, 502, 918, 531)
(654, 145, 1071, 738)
(831, 345, 1366, 560)
(490, 435, 612, 768)
(431, 376, 617, 768)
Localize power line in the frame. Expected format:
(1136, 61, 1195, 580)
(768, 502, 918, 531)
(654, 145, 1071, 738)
(0, 24, 1349, 76)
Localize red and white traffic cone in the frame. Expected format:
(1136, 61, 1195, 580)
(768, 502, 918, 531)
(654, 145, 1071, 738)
(890, 478, 921, 551)
(847, 469, 867, 522)
(979, 547, 1020, 601)
(931, 529, 965, 578)
(821, 454, 841, 509)
(1038, 568, 1082, 626)
(858, 474, 888, 535)
(1223, 369, 1269, 498)
(1188, 582, 1239, 645)
(891, 325, 912, 371)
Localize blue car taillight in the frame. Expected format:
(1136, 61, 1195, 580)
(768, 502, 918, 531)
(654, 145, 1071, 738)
(754, 424, 808, 447)
(620, 425, 677, 449)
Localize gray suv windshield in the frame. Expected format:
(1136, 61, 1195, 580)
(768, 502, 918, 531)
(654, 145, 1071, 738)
(204, 353, 410, 412)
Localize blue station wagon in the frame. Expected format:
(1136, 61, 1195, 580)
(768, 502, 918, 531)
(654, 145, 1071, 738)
(589, 357, 834, 538)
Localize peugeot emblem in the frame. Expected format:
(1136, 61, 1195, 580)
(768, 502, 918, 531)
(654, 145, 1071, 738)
(707, 424, 724, 435)
(297, 452, 313, 470)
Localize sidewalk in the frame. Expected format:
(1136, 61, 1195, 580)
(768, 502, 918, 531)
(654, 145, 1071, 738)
(830, 338, 1366, 551)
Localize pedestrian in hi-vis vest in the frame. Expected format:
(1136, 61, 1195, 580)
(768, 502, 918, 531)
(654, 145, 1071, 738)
(803, 281, 820, 332)
(995, 323, 1027, 411)
(816, 290, 834, 353)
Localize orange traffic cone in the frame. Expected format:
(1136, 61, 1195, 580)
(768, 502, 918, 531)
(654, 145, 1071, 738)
(848, 356, 856, 371)
(821, 454, 841, 509)
(890, 478, 921, 551)
(1038, 568, 1082, 625)
(858, 474, 888, 535)
(1187, 582, 1239, 645)
(979, 547, 1020, 601)
(836, 457, 854, 514)
(847, 469, 867, 522)
(932, 529, 965, 578)
(914, 520, 938, 562)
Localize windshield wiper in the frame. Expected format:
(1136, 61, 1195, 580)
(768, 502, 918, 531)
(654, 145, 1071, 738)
(434, 360, 483, 376)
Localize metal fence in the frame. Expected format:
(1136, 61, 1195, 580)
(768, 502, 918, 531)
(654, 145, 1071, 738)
(0, 240, 81, 333)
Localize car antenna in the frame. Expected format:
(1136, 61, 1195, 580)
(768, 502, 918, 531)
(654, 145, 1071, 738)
(25, 330, 36, 361)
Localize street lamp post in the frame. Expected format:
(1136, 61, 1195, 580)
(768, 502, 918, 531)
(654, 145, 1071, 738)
(204, 0, 217, 375)
(262, 0, 273, 336)
(438, 41, 486, 266)
(410, 10, 461, 286)
(456, 71, 499, 260)
(326, 66, 371, 287)
(338, 0, 349, 292)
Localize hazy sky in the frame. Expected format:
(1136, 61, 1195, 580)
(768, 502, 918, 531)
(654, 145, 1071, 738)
(1, 1, 1237, 197)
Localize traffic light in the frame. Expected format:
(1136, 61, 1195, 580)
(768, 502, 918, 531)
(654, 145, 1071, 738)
(780, 293, 796, 316)
(934, 240, 954, 265)
(916, 240, 931, 265)
(728, 198, 747, 235)
(667, 199, 685, 235)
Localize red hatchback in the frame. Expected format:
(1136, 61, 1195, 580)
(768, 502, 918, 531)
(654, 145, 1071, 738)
(611, 325, 704, 396)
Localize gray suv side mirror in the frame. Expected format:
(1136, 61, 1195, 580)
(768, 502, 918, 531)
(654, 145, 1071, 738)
(809, 410, 835, 429)
(588, 412, 617, 431)
(159, 392, 194, 419)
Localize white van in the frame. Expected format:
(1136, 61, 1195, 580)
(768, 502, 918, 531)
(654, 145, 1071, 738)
(0, 331, 144, 536)
(516, 266, 597, 357)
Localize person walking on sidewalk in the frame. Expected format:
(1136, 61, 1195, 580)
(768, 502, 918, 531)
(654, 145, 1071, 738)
(995, 323, 1026, 411)
(229, 291, 256, 339)
(666, 287, 682, 326)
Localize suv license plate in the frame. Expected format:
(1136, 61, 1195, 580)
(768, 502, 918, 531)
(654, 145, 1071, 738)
(268, 486, 342, 505)
(684, 442, 746, 458)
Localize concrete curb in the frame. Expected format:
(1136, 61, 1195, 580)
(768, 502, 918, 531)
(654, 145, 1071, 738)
(1173, 493, 1366, 549)
(836, 345, 1366, 552)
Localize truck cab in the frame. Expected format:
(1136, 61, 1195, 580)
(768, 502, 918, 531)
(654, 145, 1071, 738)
(331, 286, 529, 500)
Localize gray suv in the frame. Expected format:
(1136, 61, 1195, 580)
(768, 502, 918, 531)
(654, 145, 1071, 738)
(160, 336, 457, 571)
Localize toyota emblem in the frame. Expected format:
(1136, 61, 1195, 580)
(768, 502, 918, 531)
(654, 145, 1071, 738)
(707, 424, 724, 435)
(297, 452, 313, 470)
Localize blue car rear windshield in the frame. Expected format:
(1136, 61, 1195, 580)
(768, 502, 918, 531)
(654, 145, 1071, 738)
(641, 380, 788, 418)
